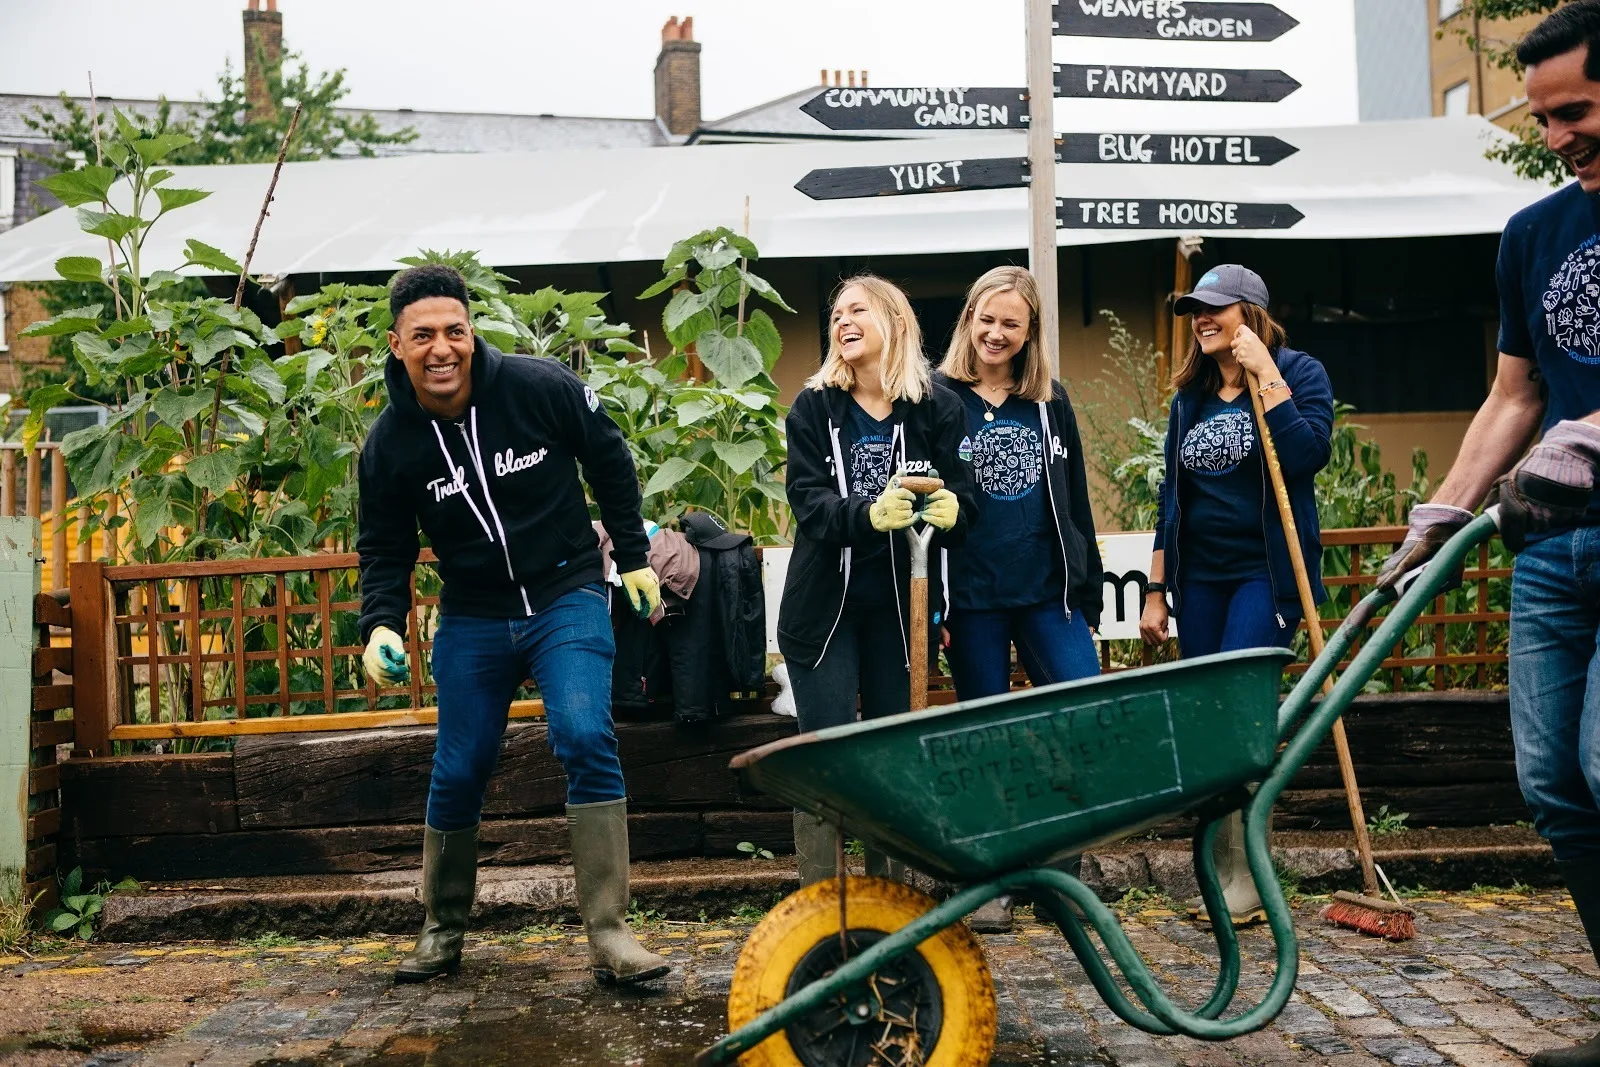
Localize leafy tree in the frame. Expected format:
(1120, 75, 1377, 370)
(1448, 0, 1569, 185)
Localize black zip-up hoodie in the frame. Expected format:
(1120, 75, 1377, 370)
(776, 382, 979, 671)
(933, 373, 1104, 630)
(357, 338, 649, 642)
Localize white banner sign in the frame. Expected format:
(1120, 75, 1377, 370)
(759, 535, 1168, 655)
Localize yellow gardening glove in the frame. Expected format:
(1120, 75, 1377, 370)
(919, 488, 959, 531)
(869, 484, 916, 532)
(620, 566, 662, 619)
(362, 625, 409, 686)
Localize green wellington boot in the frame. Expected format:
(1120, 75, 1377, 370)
(1532, 857, 1600, 1067)
(1189, 811, 1268, 927)
(395, 824, 479, 983)
(568, 798, 672, 986)
(793, 811, 840, 887)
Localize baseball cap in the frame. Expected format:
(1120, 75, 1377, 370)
(1174, 264, 1270, 316)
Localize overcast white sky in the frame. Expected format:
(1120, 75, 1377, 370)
(0, 1, 1357, 130)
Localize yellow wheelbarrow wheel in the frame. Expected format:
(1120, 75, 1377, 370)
(727, 875, 997, 1066)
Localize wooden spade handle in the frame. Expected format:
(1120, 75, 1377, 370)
(1246, 371, 1380, 898)
(897, 475, 944, 496)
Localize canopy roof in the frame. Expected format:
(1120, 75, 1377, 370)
(0, 116, 1548, 282)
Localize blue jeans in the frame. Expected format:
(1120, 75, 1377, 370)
(1510, 528, 1600, 862)
(945, 601, 1100, 702)
(1177, 576, 1299, 658)
(426, 584, 625, 831)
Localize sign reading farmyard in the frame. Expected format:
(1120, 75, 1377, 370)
(1056, 64, 1301, 103)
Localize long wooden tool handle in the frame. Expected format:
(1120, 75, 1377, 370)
(1246, 371, 1380, 897)
(910, 577, 930, 711)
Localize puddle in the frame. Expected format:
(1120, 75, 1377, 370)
(428, 991, 727, 1066)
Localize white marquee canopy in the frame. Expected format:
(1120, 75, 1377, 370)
(0, 116, 1550, 283)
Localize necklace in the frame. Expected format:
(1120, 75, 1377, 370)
(975, 383, 1009, 422)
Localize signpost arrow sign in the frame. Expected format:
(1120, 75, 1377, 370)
(795, 157, 1029, 201)
(1060, 132, 1297, 165)
(1054, 1, 1299, 42)
(800, 87, 1029, 131)
(1058, 198, 1304, 229)
(1056, 64, 1301, 103)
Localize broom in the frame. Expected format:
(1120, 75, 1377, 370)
(1244, 363, 1416, 942)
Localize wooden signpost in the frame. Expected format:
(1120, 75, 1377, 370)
(1054, 2, 1300, 43)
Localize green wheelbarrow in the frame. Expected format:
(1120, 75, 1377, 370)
(696, 513, 1502, 1067)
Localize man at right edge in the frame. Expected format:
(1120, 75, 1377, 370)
(1381, 5, 1600, 1065)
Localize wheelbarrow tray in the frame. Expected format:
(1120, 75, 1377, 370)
(736, 648, 1294, 883)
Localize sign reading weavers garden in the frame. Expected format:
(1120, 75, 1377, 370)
(1054, 1, 1300, 42)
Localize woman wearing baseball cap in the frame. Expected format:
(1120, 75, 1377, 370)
(1139, 264, 1334, 926)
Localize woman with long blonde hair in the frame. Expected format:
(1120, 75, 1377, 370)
(776, 274, 976, 887)
(934, 264, 1102, 933)
(935, 265, 1103, 698)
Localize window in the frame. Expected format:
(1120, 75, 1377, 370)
(1443, 81, 1472, 117)
(1439, 0, 1463, 19)
(0, 149, 14, 229)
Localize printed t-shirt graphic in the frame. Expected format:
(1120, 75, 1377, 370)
(1496, 184, 1600, 525)
(844, 401, 896, 606)
(1177, 394, 1267, 582)
(951, 390, 1060, 610)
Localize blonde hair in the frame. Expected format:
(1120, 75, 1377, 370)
(938, 266, 1052, 404)
(806, 274, 930, 403)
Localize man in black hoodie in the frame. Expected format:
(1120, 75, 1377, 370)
(357, 264, 669, 986)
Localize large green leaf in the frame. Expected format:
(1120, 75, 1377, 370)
(711, 439, 768, 476)
(20, 385, 72, 450)
(183, 239, 242, 274)
(102, 316, 153, 341)
(695, 243, 742, 271)
(663, 290, 714, 333)
(740, 269, 796, 313)
(35, 166, 117, 208)
(248, 362, 288, 405)
(76, 208, 142, 242)
(637, 266, 688, 301)
(154, 187, 211, 214)
(132, 481, 176, 548)
(54, 256, 105, 284)
(185, 449, 243, 496)
(190, 329, 237, 365)
(675, 397, 718, 427)
(152, 389, 214, 431)
(20, 305, 103, 338)
(696, 329, 763, 390)
(643, 456, 698, 498)
(132, 132, 193, 165)
(743, 309, 783, 370)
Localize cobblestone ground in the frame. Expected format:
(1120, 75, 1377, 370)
(0, 890, 1595, 1066)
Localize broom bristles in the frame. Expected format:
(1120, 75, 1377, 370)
(1319, 890, 1416, 942)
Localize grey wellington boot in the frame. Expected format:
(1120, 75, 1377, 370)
(865, 848, 904, 883)
(395, 824, 478, 983)
(1189, 811, 1268, 927)
(568, 798, 672, 986)
(1531, 858, 1600, 1067)
(794, 811, 840, 887)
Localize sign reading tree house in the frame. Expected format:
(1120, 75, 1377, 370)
(1054, 1, 1300, 42)
(1058, 198, 1304, 229)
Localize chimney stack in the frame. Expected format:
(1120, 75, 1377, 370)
(242, 0, 282, 123)
(819, 70, 870, 88)
(655, 15, 702, 137)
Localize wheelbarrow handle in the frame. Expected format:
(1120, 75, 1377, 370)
(1265, 510, 1501, 812)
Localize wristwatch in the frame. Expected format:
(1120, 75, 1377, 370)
(1144, 581, 1168, 597)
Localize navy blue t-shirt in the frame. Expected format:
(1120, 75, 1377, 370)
(1496, 183, 1600, 524)
(950, 388, 1062, 610)
(1178, 392, 1267, 582)
(843, 400, 896, 606)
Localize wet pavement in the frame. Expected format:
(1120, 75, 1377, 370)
(1, 889, 1596, 1066)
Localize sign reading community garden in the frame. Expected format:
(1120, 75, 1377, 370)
(799, 87, 1029, 131)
